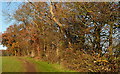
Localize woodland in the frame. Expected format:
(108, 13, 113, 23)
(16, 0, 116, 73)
(1, 2, 120, 72)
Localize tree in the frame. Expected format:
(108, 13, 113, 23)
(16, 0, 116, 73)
(2, 2, 119, 72)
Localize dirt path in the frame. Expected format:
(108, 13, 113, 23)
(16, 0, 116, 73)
(18, 57, 36, 72)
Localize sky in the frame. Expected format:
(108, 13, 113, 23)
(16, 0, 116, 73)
(0, 2, 22, 50)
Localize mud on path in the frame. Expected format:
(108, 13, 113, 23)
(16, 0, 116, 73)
(18, 57, 36, 72)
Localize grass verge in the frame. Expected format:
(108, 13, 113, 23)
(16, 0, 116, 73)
(24, 57, 75, 72)
(2, 56, 25, 72)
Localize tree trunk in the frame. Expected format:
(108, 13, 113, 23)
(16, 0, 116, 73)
(37, 45, 40, 57)
(31, 50, 35, 58)
(15, 50, 17, 56)
(109, 23, 113, 47)
(27, 50, 30, 56)
(94, 26, 102, 55)
(56, 44, 61, 64)
(109, 23, 113, 55)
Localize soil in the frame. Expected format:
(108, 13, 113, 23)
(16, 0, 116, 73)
(18, 57, 36, 73)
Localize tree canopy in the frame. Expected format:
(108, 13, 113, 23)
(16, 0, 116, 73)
(1, 2, 120, 72)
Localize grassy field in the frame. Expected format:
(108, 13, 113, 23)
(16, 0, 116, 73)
(2, 56, 74, 72)
(2, 56, 25, 72)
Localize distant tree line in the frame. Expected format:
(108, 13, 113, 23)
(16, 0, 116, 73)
(0, 50, 11, 56)
(1, 2, 120, 72)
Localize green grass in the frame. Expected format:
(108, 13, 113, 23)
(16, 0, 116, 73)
(0, 57, 2, 72)
(2, 56, 25, 72)
(2, 56, 75, 72)
(24, 57, 75, 72)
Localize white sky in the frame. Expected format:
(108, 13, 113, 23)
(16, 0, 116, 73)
(0, 45, 7, 50)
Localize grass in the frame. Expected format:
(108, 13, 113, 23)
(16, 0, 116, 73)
(24, 57, 75, 72)
(0, 57, 2, 72)
(2, 56, 75, 72)
(2, 56, 25, 72)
